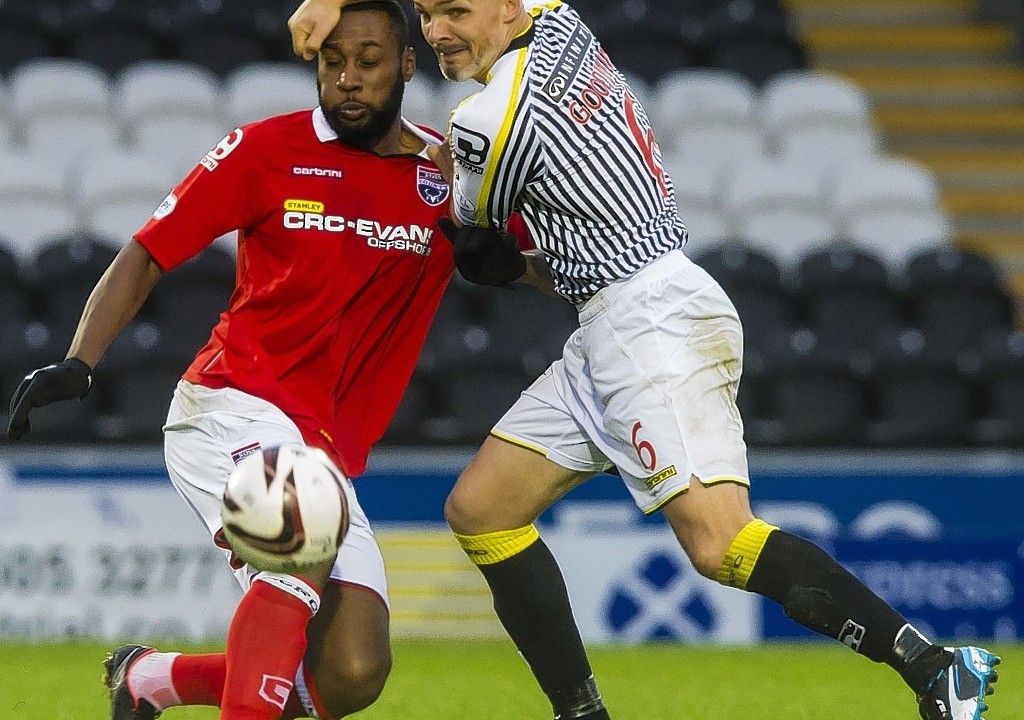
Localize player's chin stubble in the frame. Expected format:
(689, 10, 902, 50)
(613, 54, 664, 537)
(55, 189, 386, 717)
(317, 73, 405, 153)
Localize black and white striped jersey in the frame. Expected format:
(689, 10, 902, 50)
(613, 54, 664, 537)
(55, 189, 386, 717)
(449, 0, 687, 304)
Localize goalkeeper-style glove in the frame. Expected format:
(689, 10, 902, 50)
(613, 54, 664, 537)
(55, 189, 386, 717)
(437, 217, 527, 287)
(6, 358, 93, 440)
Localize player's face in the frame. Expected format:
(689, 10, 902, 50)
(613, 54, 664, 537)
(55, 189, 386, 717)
(317, 9, 415, 152)
(414, 0, 517, 83)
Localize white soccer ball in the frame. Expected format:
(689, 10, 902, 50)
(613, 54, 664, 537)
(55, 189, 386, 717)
(220, 443, 350, 573)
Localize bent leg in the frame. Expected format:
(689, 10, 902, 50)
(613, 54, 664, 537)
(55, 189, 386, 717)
(447, 434, 609, 720)
(662, 481, 951, 695)
(302, 582, 391, 719)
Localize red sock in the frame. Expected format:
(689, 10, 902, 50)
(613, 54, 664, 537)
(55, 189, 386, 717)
(220, 578, 320, 720)
(170, 654, 226, 706)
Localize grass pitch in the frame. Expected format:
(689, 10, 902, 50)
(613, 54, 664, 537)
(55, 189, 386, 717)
(1, 640, 1019, 719)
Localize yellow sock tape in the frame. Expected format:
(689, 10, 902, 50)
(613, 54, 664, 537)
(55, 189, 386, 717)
(454, 525, 540, 565)
(716, 519, 778, 590)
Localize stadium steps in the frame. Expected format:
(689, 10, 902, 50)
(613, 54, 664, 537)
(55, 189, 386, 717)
(784, 0, 1024, 302)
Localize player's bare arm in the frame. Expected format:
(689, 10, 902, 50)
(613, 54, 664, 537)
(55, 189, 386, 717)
(66, 240, 164, 369)
(6, 240, 163, 440)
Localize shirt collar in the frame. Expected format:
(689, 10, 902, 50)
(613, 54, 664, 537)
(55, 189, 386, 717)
(311, 107, 441, 159)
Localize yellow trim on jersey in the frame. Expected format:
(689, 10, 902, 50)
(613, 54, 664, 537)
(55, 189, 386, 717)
(715, 519, 778, 590)
(488, 429, 549, 458)
(476, 47, 529, 227)
(530, 0, 563, 16)
(454, 525, 540, 565)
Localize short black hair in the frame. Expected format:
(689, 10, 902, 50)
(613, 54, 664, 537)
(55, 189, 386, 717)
(345, 0, 411, 55)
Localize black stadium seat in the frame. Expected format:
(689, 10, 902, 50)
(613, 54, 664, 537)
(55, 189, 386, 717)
(703, 0, 805, 85)
(68, 30, 163, 76)
(32, 234, 119, 340)
(974, 330, 1024, 446)
(796, 247, 902, 354)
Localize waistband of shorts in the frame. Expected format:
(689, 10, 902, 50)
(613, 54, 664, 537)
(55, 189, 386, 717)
(578, 249, 694, 324)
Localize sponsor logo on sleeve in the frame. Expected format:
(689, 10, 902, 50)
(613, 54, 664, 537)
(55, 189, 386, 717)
(450, 123, 490, 174)
(153, 192, 177, 219)
(541, 19, 593, 103)
(200, 128, 243, 171)
(416, 166, 450, 206)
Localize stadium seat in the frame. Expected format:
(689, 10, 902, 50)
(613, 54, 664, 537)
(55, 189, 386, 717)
(68, 30, 163, 77)
(8, 59, 122, 156)
(598, 24, 698, 84)
(430, 366, 534, 445)
(703, 0, 805, 86)
(223, 62, 318, 127)
(402, 76, 447, 133)
(691, 245, 794, 345)
(149, 246, 237, 361)
(761, 70, 880, 165)
(476, 286, 579, 377)
(0, 239, 32, 322)
(115, 61, 224, 164)
(757, 328, 867, 447)
(380, 372, 437, 445)
(75, 152, 179, 242)
(974, 330, 1024, 446)
(723, 159, 836, 268)
(653, 69, 761, 167)
(830, 158, 952, 270)
(0, 27, 53, 74)
(795, 247, 901, 354)
(904, 248, 1013, 351)
(176, 32, 270, 79)
(0, 152, 81, 262)
(667, 165, 730, 247)
(96, 321, 188, 441)
(33, 234, 119, 337)
(865, 327, 974, 447)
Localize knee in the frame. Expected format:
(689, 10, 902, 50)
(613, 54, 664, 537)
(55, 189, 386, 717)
(444, 476, 483, 534)
(316, 652, 392, 718)
(683, 538, 732, 580)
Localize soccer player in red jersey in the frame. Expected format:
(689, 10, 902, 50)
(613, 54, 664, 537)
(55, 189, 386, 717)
(6, 3, 453, 718)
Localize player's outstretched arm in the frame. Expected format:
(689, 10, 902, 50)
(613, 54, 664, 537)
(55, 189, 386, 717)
(6, 240, 163, 440)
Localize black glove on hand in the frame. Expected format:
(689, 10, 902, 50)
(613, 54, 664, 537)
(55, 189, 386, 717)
(437, 217, 527, 287)
(6, 358, 93, 440)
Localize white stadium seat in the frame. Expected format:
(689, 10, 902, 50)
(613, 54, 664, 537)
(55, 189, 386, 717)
(723, 158, 837, 268)
(134, 117, 228, 176)
(653, 69, 764, 176)
(115, 61, 222, 153)
(664, 158, 730, 247)
(0, 152, 80, 261)
(761, 70, 880, 165)
(75, 152, 179, 242)
(224, 62, 318, 127)
(830, 157, 952, 269)
(9, 59, 122, 156)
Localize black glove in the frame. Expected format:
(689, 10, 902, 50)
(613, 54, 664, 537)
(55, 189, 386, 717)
(6, 358, 93, 440)
(437, 217, 527, 287)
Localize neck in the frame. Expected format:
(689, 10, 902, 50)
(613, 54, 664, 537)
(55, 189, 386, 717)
(474, 9, 532, 83)
(368, 120, 405, 155)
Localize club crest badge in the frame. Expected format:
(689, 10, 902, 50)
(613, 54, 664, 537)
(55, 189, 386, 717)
(417, 165, 449, 207)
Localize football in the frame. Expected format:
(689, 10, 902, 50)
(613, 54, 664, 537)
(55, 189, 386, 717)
(220, 443, 350, 573)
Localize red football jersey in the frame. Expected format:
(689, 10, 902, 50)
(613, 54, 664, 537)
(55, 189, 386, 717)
(135, 108, 454, 477)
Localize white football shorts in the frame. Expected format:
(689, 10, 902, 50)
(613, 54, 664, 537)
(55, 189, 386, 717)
(492, 249, 750, 514)
(163, 380, 389, 607)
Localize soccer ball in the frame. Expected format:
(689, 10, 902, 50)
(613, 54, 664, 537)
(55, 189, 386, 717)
(220, 443, 350, 573)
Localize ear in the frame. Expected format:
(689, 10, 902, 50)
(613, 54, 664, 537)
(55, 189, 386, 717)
(402, 45, 416, 82)
(504, 0, 523, 24)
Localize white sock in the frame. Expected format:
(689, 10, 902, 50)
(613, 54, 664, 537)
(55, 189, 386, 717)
(126, 651, 183, 711)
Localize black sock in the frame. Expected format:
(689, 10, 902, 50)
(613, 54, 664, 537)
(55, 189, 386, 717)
(475, 538, 609, 719)
(745, 530, 944, 690)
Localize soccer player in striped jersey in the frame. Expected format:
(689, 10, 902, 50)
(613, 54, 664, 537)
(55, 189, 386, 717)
(290, 3, 1001, 720)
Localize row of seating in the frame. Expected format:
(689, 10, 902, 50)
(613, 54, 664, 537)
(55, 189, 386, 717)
(1, 0, 805, 85)
(1, 237, 1020, 448)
